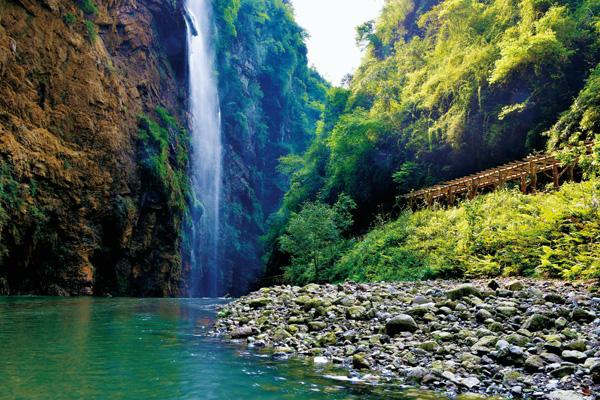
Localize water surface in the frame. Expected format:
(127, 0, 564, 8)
(0, 297, 450, 399)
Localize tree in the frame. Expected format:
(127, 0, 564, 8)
(279, 194, 355, 284)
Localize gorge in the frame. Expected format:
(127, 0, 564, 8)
(0, 0, 599, 398)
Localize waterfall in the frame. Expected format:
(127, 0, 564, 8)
(185, 0, 223, 297)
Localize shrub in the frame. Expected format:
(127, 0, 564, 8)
(77, 0, 98, 15)
(84, 21, 97, 44)
(63, 13, 76, 25)
(334, 180, 600, 282)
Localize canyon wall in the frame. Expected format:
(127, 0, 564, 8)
(0, 0, 188, 295)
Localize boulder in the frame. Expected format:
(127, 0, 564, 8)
(231, 326, 253, 339)
(446, 284, 482, 300)
(249, 297, 269, 308)
(522, 313, 552, 331)
(385, 314, 418, 335)
(570, 308, 596, 323)
(506, 280, 524, 291)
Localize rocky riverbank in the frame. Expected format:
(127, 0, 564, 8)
(213, 280, 600, 399)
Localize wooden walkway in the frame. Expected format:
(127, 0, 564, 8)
(404, 142, 594, 208)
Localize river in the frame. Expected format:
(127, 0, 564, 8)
(0, 297, 459, 399)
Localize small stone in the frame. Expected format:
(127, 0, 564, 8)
(446, 284, 482, 300)
(406, 366, 428, 382)
(313, 356, 329, 364)
(346, 306, 367, 320)
(412, 295, 431, 305)
(308, 321, 327, 331)
(488, 280, 500, 290)
(461, 376, 481, 389)
(561, 350, 587, 363)
(546, 390, 585, 400)
(522, 313, 552, 331)
(386, 314, 418, 336)
(231, 326, 253, 339)
(249, 297, 269, 308)
(555, 317, 568, 329)
(352, 354, 370, 370)
(570, 308, 596, 323)
(564, 340, 586, 352)
(544, 293, 565, 304)
(497, 306, 517, 317)
(550, 365, 576, 378)
(420, 341, 439, 352)
(475, 309, 493, 322)
(507, 280, 524, 291)
(524, 355, 545, 371)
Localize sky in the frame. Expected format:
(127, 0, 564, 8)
(291, 0, 385, 86)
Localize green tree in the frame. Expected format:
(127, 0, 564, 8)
(279, 194, 355, 284)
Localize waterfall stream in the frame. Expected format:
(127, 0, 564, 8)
(185, 0, 223, 297)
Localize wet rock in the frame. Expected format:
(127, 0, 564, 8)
(488, 280, 500, 290)
(249, 297, 269, 308)
(352, 354, 371, 369)
(231, 326, 253, 339)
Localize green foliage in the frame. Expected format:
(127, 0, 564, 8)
(84, 20, 97, 44)
(264, 0, 600, 279)
(334, 180, 600, 282)
(137, 107, 190, 214)
(548, 64, 600, 177)
(76, 0, 98, 15)
(63, 13, 76, 26)
(279, 194, 356, 284)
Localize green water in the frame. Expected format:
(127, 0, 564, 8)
(0, 297, 448, 400)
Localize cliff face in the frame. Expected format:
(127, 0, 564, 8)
(0, 0, 188, 296)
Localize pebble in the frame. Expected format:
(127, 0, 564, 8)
(213, 279, 600, 398)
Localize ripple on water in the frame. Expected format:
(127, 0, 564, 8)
(0, 297, 487, 400)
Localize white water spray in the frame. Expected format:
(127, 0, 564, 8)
(185, 0, 222, 297)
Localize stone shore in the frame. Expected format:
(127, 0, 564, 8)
(212, 279, 600, 399)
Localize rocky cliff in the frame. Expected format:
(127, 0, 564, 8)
(0, 0, 188, 296)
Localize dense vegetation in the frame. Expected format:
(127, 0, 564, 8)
(265, 0, 600, 283)
(277, 179, 600, 285)
(211, 0, 328, 294)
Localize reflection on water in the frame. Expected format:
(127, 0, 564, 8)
(0, 297, 452, 400)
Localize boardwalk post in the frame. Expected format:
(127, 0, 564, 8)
(448, 187, 455, 206)
(529, 161, 538, 192)
(567, 165, 574, 182)
(520, 175, 527, 194)
(468, 179, 476, 200)
(552, 164, 560, 188)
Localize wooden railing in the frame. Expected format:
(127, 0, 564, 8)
(403, 142, 594, 208)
